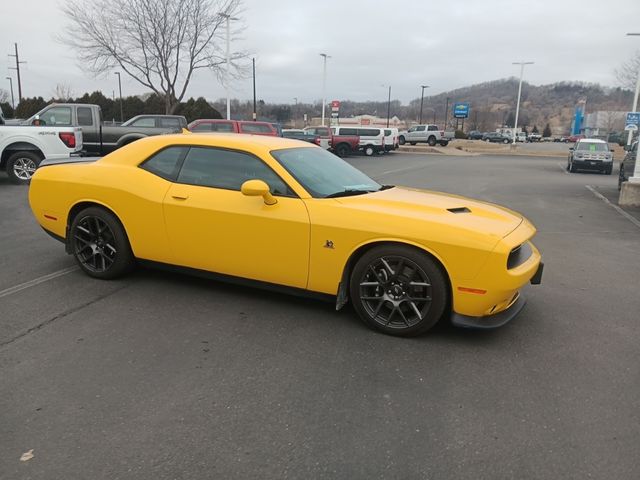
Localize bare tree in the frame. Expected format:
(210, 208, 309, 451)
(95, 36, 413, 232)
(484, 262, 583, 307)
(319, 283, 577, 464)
(615, 50, 640, 90)
(52, 83, 75, 101)
(61, 0, 246, 113)
(0, 89, 9, 104)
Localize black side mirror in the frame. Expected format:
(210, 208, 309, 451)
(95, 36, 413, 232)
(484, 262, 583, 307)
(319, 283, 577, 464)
(569, 147, 574, 151)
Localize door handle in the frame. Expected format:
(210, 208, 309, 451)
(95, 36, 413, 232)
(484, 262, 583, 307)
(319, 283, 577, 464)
(171, 194, 189, 200)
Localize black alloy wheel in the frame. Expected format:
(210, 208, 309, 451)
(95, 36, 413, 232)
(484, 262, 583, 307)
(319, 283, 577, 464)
(350, 245, 447, 336)
(70, 207, 134, 279)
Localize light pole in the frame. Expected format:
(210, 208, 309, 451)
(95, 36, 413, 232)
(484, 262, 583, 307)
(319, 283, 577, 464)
(320, 53, 331, 126)
(626, 33, 640, 183)
(252, 57, 257, 121)
(114, 72, 123, 122)
(381, 85, 391, 127)
(293, 97, 298, 127)
(512, 61, 534, 144)
(5, 77, 15, 110)
(419, 85, 429, 124)
(221, 13, 238, 120)
(444, 97, 450, 129)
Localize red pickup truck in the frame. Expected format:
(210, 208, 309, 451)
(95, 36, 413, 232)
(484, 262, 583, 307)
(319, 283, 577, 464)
(303, 126, 360, 157)
(188, 119, 279, 136)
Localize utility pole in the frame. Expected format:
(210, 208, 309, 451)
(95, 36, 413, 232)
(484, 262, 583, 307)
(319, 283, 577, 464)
(512, 61, 534, 144)
(293, 97, 298, 127)
(444, 97, 450, 129)
(419, 85, 429, 124)
(221, 13, 238, 120)
(5, 77, 15, 110)
(8, 43, 25, 103)
(114, 72, 123, 122)
(386, 85, 391, 128)
(252, 57, 257, 121)
(320, 53, 330, 126)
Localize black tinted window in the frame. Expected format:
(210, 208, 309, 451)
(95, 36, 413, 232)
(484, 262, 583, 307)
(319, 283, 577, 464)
(77, 107, 93, 126)
(339, 128, 358, 136)
(416, 126, 426, 132)
(240, 123, 272, 134)
(177, 147, 290, 195)
(191, 123, 212, 132)
(131, 117, 156, 127)
(358, 129, 380, 137)
(159, 117, 182, 128)
(211, 122, 235, 132)
(140, 146, 187, 181)
(427, 125, 438, 131)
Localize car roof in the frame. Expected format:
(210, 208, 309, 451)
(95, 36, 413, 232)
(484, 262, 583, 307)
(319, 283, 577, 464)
(577, 138, 606, 143)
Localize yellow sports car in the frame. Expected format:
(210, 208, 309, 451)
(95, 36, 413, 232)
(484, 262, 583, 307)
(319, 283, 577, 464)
(29, 133, 543, 336)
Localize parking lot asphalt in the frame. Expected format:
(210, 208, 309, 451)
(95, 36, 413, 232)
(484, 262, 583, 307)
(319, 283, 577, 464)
(1, 153, 639, 479)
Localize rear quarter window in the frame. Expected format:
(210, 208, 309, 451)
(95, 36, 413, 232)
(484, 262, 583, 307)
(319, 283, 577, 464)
(240, 123, 273, 134)
(139, 146, 188, 181)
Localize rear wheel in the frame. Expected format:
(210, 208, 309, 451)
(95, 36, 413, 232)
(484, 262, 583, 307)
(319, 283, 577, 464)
(335, 144, 350, 157)
(398, 136, 406, 145)
(349, 245, 448, 337)
(440, 141, 449, 147)
(409, 142, 417, 146)
(6, 151, 41, 184)
(70, 207, 135, 279)
(363, 145, 375, 156)
(503, 138, 509, 144)
(427, 136, 437, 146)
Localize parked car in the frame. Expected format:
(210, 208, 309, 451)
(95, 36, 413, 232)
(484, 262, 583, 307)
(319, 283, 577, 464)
(23, 104, 181, 156)
(467, 130, 484, 140)
(403, 124, 453, 147)
(527, 133, 542, 142)
(29, 133, 542, 337)
(482, 132, 511, 144)
(567, 138, 613, 174)
(330, 126, 384, 156)
(303, 126, 360, 157)
(282, 129, 322, 146)
(0, 123, 82, 183)
(619, 141, 638, 189)
(188, 119, 279, 136)
(121, 114, 187, 129)
(383, 128, 400, 152)
(607, 131, 627, 146)
(567, 134, 585, 143)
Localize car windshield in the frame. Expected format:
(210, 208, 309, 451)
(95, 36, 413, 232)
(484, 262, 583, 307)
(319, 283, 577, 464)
(576, 142, 609, 152)
(271, 147, 383, 198)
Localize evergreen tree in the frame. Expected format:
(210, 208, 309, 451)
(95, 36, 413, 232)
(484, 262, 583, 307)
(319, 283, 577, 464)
(543, 123, 552, 137)
(532, 125, 539, 134)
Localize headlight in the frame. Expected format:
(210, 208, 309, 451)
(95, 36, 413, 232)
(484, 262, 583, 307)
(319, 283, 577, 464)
(575, 153, 583, 159)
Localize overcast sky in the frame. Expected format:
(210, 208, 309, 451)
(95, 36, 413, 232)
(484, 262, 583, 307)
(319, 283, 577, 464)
(2, 0, 640, 106)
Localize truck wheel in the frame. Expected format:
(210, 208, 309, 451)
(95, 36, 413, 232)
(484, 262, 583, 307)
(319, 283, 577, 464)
(439, 141, 449, 147)
(335, 144, 350, 157)
(409, 142, 416, 146)
(427, 136, 437, 146)
(364, 145, 375, 156)
(503, 138, 509, 144)
(6, 151, 42, 184)
(398, 136, 406, 145)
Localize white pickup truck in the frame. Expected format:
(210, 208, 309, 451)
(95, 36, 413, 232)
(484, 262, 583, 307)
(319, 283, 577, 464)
(0, 125, 82, 184)
(399, 124, 454, 147)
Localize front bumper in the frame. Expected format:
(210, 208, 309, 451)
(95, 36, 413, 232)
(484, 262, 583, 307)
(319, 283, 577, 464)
(572, 159, 611, 171)
(451, 293, 526, 329)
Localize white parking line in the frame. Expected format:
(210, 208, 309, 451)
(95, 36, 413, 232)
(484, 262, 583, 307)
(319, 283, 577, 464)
(586, 185, 640, 229)
(0, 266, 79, 299)
(558, 163, 569, 174)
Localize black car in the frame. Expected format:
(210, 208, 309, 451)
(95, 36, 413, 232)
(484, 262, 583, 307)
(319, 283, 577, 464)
(619, 142, 638, 189)
(567, 139, 613, 175)
(482, 132, 511, 144)
(282, 129, 320, 145)
(468, 130, 484, 140)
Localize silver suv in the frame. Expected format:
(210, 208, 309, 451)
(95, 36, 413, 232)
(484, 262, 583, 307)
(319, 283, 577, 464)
(567, 139, 613, 175)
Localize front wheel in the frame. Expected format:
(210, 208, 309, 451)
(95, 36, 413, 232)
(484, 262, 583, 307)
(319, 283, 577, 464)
(398, 136, 406, 145)
(439, 141, 449, 147)
(70, 207, 135, 279)
(409, 142, 417, 146)
(503, 138, 509, 144)
(349, 245, 448, 337)
(603, 166, 612, 175)
(568, 161, 576, 173)
(6, 151, 42, 184)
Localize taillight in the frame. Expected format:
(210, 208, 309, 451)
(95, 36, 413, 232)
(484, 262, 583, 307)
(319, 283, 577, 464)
(314, 137, 321, 145)
(59, 132, 76, 149)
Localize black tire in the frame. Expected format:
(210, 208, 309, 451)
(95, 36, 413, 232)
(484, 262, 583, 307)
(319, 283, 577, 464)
(427, 136, 437, 147)
(618, 164, 625, 190)
(335, 144, 350, 157)
(398, 136, 406, 145)
(69, 207, 134, 280)
(363, 145, 375, 156)
(409, 142, 417, 146)
(6, 151, 42, 184)
(349, 245, 448, 337)
(440, 141, 449, 147)
(569, 161, 576, 173)
(603, 165, 612, 175)
(503, 138, 509, 144)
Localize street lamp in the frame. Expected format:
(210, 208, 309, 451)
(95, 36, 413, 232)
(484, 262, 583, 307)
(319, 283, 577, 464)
(5, 77, 15, 110)
(320, 53, 331, 126)
(419, 85, 429, 124)
(381, 84, 391, 127)
(512, 61, 534, 144)
(626, 33, 640, 183)
(221, 12, 239, 120)
(293, 97, 298, 127)
(114, 72, 123, 122)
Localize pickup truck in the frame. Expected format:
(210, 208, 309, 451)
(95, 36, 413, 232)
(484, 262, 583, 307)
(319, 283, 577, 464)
(399, 125, 454, 147)
(188, 119, 279, 136)
(303, 126, 360, 157)
(23, 104, 183, 156)
(0, 124, 82, 184)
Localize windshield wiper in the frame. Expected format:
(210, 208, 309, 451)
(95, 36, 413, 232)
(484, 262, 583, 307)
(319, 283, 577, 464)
(324, 189, 376, 198)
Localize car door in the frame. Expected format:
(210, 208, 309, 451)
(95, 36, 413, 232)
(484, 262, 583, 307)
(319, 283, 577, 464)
(163, 146, 311, 288)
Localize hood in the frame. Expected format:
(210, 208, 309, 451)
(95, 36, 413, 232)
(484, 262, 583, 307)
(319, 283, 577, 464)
(334, 186, 523, 239)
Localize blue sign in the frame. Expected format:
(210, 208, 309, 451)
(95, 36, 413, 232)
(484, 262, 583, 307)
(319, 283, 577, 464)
(453, 102, 470, 119)
(625, 112, 640, 131)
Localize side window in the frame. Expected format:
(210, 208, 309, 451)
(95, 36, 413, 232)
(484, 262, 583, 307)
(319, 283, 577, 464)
(140, 146, 188, 181)
(408, 126, 416, 133)
(340, 128, 358, 136)
(384, 129, 391, 136)
(427, 125, 438, 131)
(39, 107, 72, 126)
(191, 123, 212, 132)
(131, 117, 156, 127)
(241, 123, 273, 134)
(177, 147, 291, 195)
(77, 107, 93, 126)
(416, 126, 426, 132)
(159, 117, 181, 128)
(211, 122, 235, 132)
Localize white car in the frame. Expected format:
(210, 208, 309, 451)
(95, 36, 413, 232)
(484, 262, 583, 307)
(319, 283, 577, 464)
(0, 124, 83, 183)
(332, 126, 385, 156)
